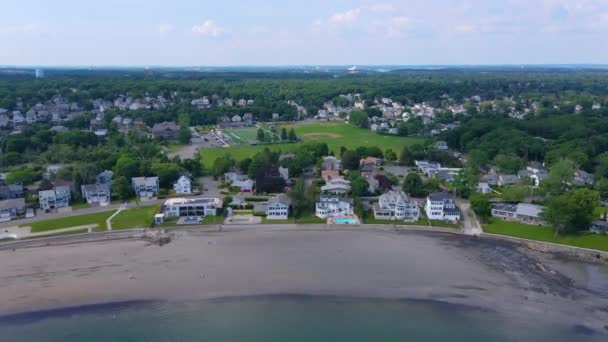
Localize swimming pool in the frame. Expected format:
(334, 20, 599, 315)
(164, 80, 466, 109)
(335, 218, 358, 224)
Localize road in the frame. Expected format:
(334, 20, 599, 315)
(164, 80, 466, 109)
(456, 199, 483, 236)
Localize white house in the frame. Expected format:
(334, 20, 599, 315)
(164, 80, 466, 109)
(315, 195, 353, 219)
(373, 190, 420, 222)
(164, 197, 222, 218)
(435, 141, 448, 150)
(425, 192, 460, 222)
(173, 176, 192, 194)
(476, 182, 493, 194)
(321, 178, 351, 195)
(266, 194, 291, 220)
(132, 177, 159, 199)
(224, 172, 255, 192)
(81, 183, 111, 206)
(39, 186, 71, 211)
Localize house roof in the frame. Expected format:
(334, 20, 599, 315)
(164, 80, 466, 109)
(0, 198, 25, 210)
(515, 203, 544, 218)
(428, 192, 453, 201)
(269, 194, 291, 206)
(492, 203, 517, 213)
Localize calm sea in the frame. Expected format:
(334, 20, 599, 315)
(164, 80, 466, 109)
(0, 296, 604, 341)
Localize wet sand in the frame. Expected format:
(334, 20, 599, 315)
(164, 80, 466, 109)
(1, 228, 607, 333)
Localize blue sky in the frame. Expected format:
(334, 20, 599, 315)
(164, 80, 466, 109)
(1, 0, 607, 66)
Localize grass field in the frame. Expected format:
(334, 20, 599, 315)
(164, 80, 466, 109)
(484, 218, 608, 252)
(24, 210, 115, 233)
(111, 205, 160, 230)
(201, 122, 422, 167)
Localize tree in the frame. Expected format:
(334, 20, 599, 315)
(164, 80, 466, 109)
(385, 149, 397, 162)
(469, 193, 491, 222)
(255, 165, 286, 194)
(494, 154, 523, 174)
(501, 186, 528, 203)
(403, 173, 424, 197)
(211, 154, 235, 177)
(151, 162, 183, 188)
(542, 188, 600, 234)
(280, 128, 288, 141)
(289, 176, 308, 217)
(256, 128, 266, 142)
(349, 110, 369, 129)
(112, 176, 133, 201)
(543, 158, 576, 195)
(399, 146, 414, 166)
(347, 172, 369, 197)
(288, 128, 297, 141)
(341, 150, 359, 170)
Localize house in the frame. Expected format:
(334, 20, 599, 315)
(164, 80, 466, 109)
(265, 194, 291, 220)
(173, 175, 192, 194)
(491, 203, 545, 226)
(151, 121, 180, 140)
(476, 182, 493, 194)
(360, 157, 382, 173)
(224, 172, 255, 192)
(163, 197, 222, 218)
(498, 174, 519, 186)
(425, 192, 460, 222)
(322, 156, 342, 171)
(322, 170, 340, 182)
(278, 167, 290, 184)
(415, 160, 441, 176)
(0, 184, 24, 200)
(0, 198, 26, 222)
(590, 220, 608, 234)
(243, 113, 254, 123)
(572, 170, 595, 186)
(96, 170, 114, 185)
(238, 99, 247, 106)
(491, 203, 518, 221)
(373, 190, 420, 221)
(39, 186, 71, 211)
(0, 114, 10, 128)
(132, 177, 160, 198)
(321, 178, 351, 194)
(315, 195, 354, 219)
(527, 161, 546, 174)
(435, 141, 448, 150)
(231, 115, 242, 122)
(81, 183, 111, 205)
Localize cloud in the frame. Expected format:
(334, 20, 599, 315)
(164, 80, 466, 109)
(329, 8, 361, 25)
(191, 20, 225, 37)
(158, 24, 174, 34)
(387, 16, 414, 36)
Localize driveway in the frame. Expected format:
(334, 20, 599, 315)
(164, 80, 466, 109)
(456, 199, 483, 236)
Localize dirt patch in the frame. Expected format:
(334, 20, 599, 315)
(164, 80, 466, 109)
(302, 133, 342, 139)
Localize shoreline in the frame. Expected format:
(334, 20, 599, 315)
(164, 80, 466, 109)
(1, 228, 607, 333)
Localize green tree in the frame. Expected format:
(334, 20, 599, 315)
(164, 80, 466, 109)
(542, 188, 600, 234)
(469, 193, 491, 222)
(112, 176, 133, 201)
(384, 149, 397, 162)
(341, 150, 359, 170)
(349, 110, 369, 129)
(501, 186, 528, 203)
(288, 128, 297, 141)
(256, 128, 266, 142)
(403, 173, 424, 197)
(288, 176, 307, 218)
(399, 146, 414, 166)
(280, 128, 288, 141)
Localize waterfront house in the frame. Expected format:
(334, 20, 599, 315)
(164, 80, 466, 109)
(491, 202, 545, 226)
(0, 198, 26, 222)
(425, 192, 460, 222)
(315, 195, 353, 219)
(132, 177, 159, 199)
(266, 194, 291, 220)
(373, 190, 420, 222)
(81, 183, 111, 205)
(39, 186, 71, 211)
(163, 197, 222, 218)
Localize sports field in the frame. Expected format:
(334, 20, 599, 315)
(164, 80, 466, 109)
(224, 125, 280, 145)
(200, 122, 422, 167)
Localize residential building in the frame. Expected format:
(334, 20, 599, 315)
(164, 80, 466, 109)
(224, 172, 255, 192)
(491, 203, 545, 226)
(0, 198, 26, 222)
(266, 194, 291, 220)
(572, 170, 595, 186)
(360, 157, 382, 173)
(322, 156, 342, 171)
(315, 195, 354, 219)
(81, 183, 111, 205)
(39, 186, 71, 211)
(476, 182, 493, 194)
(321, 178, 351, 195)
(151, 121, 180, 140)
(164, 197, 222, 218)
(173, 175, 192, 194)
(373, 190, 420, 221)
(96, 170, 114, 185)
(0, 184, 24, 200)
(498, 174, 519, 186)
(435, 140, 448, 150)
(278, 167, 289, 184)
(590, 220, 608, 234)
(425, 192, 460, 222)
(132, 177, 160, 198)
(322, 170, 340, 182)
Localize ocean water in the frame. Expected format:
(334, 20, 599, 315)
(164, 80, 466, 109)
(0, 296, 604, 341)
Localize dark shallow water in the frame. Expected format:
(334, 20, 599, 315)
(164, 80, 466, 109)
(0, 295, 604, 341)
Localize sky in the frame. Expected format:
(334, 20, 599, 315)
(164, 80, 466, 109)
(0, 0, 607, 66)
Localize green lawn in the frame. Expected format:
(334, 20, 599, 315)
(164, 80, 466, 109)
(484, 218, 608, 252)
(24, 210, 116, 233)
(111, 205, 160, 230)
(296, 215, 326, 224)
(201, 122, 422, 167)
(202, 215, 223, 224)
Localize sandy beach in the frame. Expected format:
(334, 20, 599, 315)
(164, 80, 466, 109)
(1, 227, 607, 333)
